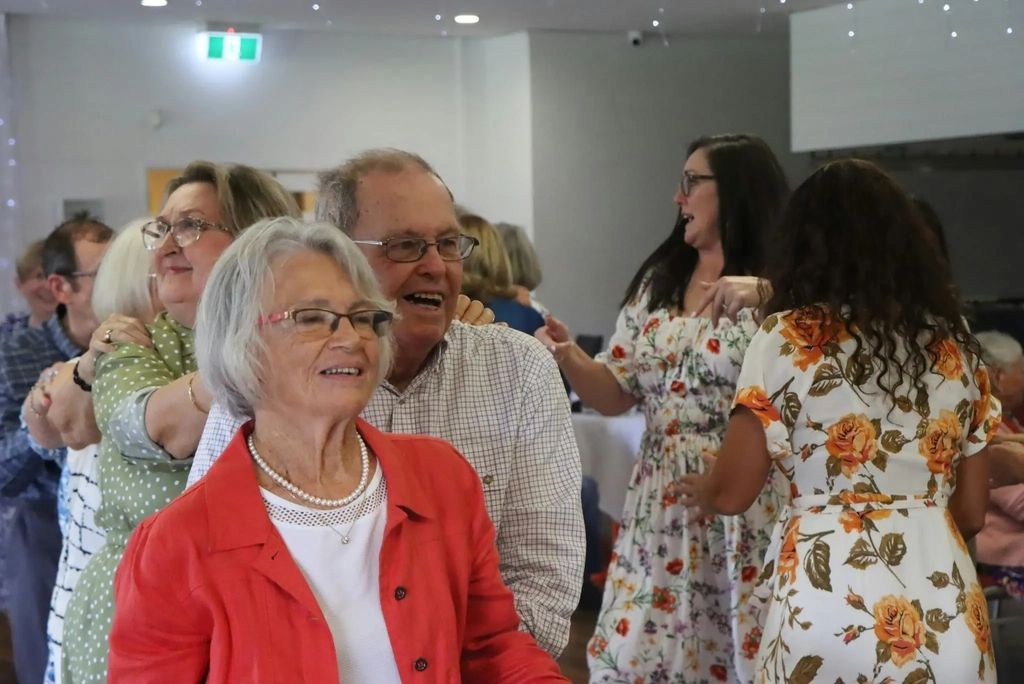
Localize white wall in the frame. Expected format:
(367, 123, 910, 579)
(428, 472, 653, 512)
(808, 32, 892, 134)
(529, 32, 804, 339)
(791, 0, 1024, 151)
(9, 16, 463, 238)
(460, 33, 534, 235)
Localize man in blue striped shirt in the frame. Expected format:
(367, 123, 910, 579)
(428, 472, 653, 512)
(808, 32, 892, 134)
(0, 220, 111, 684)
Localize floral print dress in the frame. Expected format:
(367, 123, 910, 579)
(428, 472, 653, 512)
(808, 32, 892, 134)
(588, 286, 788, 683)
(735, 307, 1000, 684)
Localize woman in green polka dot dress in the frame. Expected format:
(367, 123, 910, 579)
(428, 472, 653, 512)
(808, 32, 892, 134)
(61, 162, 301, 683)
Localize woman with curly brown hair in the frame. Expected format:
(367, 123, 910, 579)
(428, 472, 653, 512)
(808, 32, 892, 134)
(681, 159, 1000, 682)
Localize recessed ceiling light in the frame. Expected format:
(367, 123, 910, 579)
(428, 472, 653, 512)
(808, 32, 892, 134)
(454, 14, 480, 24)
(652, 20, 660, 27)
(435, 14, 442, 21)
(141, 0, 168, 6)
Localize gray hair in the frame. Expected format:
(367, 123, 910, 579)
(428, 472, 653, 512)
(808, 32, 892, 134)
(976, 330, 1024, 371)
(314, 148, 451, 235)
(91, 219, 155, 321)
(496, 223, 543, 291)
(195, 217, 397, 419)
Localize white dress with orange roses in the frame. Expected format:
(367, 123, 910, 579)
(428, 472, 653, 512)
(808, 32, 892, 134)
(734, 307, 999, 684)
(587, 286, 788, 684)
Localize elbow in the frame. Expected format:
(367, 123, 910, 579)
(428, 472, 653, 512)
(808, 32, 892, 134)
(955, 509, 987, 542)
(706, 483, 751, 516)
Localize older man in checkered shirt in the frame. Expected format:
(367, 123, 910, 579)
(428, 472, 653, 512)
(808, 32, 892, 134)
(187, 149, 584, 657)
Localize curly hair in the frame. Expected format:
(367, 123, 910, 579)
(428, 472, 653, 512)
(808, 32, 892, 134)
(762, 158, 981, 405)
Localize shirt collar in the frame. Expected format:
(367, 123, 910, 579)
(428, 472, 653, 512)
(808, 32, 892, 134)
(42, 312, 85, 359)
(378, 330, 452, 397)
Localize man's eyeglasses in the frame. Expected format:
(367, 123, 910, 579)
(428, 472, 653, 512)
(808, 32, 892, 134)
(680, 171, 716, 197)
(258, 308, 394, 340)
(142, 216, 230, 251)
(352, 235, 479, 263)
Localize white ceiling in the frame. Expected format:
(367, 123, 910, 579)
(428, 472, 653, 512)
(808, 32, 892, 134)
(0, 0, 851, 37)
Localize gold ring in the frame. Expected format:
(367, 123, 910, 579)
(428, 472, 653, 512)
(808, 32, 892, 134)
(103, 330, 113, 344)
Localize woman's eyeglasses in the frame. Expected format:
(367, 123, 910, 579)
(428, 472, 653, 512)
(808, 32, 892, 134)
(258, 308, 394, 340)
(142, 216, 230, 250)
(680, 171, 716, 197)
(352, 235, 479, 263)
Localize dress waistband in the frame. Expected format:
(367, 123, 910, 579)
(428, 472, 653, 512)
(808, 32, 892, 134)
(791, 492, 948, 514)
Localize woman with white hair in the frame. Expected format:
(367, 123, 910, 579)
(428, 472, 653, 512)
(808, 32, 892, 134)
(21, 219, 162, 684)
(974, 330, 1024, 598)
(108, 218, 567, 683)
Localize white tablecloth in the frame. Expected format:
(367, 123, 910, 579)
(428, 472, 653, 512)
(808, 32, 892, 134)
(573, 413, 646, 521)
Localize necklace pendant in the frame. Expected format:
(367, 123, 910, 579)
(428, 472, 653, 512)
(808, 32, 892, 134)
(340, 536, 350, 544)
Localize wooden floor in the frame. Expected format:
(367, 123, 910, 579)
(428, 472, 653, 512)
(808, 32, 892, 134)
(557, 608, 598, 684)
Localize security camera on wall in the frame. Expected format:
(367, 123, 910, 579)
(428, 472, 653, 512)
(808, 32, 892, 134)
(627, 30, 644, 47)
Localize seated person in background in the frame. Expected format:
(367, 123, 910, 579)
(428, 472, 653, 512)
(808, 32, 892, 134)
(496, 222, 548, 317)
(109, 218, 568, 683)
(459, 213, 546, 336)
(975, 331, 1024, 597)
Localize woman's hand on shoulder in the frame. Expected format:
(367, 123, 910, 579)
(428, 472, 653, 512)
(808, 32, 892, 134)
(693, 276, 771, 324)
(455, 294, 496, 326)
(80, 314, 154, 383)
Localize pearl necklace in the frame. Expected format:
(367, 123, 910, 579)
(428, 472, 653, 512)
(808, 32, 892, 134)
(247, 432, 370, 509)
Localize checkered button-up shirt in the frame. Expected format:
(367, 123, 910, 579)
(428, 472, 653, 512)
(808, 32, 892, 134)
(189, 322, 584, 657)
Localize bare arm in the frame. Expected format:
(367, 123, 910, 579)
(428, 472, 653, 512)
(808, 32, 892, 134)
(535, 314, 638, 417)
(47, 359, 101, 450)
(690, 407, 774, 516)
(949, 448, 990, 541)
(143, 373, 210, 460)
(556, 344, 638, 416)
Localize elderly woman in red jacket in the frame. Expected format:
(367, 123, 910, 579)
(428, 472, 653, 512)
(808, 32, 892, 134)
(108, 217, 567, 684)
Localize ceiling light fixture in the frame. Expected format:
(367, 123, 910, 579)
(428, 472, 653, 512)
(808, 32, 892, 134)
(454, 14, 480, 24)
(652, 20, 660, 27)
(312, 4, 320, 10)
(141, 0, 168, 6)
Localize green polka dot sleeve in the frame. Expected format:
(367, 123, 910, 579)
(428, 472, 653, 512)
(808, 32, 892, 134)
(93, 312, 197, 460)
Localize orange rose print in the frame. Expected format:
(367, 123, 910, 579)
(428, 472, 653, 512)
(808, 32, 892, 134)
(826, 413, 878, 478)
(971, 368, 997, 438)
(945, 509, 969, 554)
(611, 345, 627, 360)
(665, 558, 684, 575)
(778, 518, 800, 587)
(735, 386, 782, 430)
(919, 409, 962, 483)
(872, 594, 926, 668)
(740, 627, 762, 660)
(964, 583, 992, 657)
(615, 618, 630, 637)
(707, 338, 721, 354)
(779, 308, 851, 371)
(839, 508, 892, 534)
(929, 338, 964, 381)
(652, 587, 678, 612)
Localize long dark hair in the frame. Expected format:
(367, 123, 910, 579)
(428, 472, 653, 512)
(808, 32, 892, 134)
(622, 133, 789, 311)
(762, 159, 980, 404)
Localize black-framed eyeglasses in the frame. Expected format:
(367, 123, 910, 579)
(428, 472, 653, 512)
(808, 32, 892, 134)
(352, 234, 479, 263)
(680, 171, 716, 197)
(56, 269, 98, 280)
(141, 216, 230, 250)
(258, 308, 394, 340)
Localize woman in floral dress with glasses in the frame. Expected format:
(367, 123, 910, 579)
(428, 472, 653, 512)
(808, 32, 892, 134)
(538, 134, 790, 683)
(681, 159, 999, 683)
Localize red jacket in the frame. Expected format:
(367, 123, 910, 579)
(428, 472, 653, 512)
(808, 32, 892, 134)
(109, 419, 568, 683)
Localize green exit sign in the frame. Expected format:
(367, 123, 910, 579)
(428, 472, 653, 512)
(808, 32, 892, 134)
(199, 32, 262, 62)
